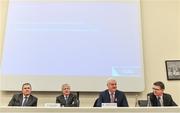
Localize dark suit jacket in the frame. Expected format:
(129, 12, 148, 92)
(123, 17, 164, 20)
(96, 89, 129, 107)
(93, 98, 99, 107)
(56, 93, 79, 107)
(8, 93, 38, 106)
(148, 92, 177, 106)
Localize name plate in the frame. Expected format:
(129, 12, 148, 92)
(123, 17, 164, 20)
(102, 103, 117, 108)
(44, 103, 60, 107)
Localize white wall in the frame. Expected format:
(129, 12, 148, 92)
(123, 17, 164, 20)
(0, 0, 180, 107)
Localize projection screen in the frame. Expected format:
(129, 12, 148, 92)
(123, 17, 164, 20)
(0, 0, 144, 92)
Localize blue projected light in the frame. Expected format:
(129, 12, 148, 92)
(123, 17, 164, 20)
(0, 0, 144, 92)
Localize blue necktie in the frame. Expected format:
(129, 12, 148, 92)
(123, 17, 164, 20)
(157, 96, 161, 106)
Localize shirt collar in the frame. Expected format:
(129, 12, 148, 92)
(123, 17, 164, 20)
(108, 91, 115, 95)
(23, 95, 30, 98)
(156, 95, 163, 99)
(64, 95, 69, 98)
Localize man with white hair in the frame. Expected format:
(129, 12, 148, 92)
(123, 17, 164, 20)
(56, 83, 79, 107)
(96, 78, 128, 107)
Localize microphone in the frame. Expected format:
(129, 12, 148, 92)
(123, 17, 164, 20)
(135, 95, 138, 107)
(77, 92, 79, 100)
(147, 95, 152, 107)
(76, 92, 80, 107)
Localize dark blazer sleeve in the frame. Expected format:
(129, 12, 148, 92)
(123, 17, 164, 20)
(68, 94, 79, 107)
(96, 92, 104, 107)
(8, 94, 17, 106)
(147, 92, 156, 106)
(56, 95, 65, 106)
(171, 100, 178, 106)
(56, 96, 60, 103)
(8, 94, 23, 106)
(117, 91, 128, 107)
(29, 95, 38, 106)
(164, 94, 177, 106)
(93, 98, 99, 107)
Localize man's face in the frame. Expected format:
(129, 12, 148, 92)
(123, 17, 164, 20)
(22, 85, 32, 96)
(63, 86, 70, 96)
(152, 85, 164, 96)
(107, 80, 117, 93)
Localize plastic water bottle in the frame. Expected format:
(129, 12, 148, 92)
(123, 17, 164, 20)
(77, 99, 80, 107)
(147, 95, 151, 107)
(135, 95, 138, 107)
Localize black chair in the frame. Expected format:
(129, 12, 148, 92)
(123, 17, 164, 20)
(93, 98, 99, 107)
(138, 100, 148, 107)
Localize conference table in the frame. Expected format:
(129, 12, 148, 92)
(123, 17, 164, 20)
(0, 107, 180, 113)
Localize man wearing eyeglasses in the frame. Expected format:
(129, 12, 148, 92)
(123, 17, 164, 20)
(147, 81, 177, 106)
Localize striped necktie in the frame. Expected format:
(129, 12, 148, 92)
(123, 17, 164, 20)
(22, 96, 28, 106)
(110, 93, 115, 103)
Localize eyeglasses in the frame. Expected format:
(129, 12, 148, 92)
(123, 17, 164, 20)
(152, 88, 161, 91)
(110, 83, 117, 86)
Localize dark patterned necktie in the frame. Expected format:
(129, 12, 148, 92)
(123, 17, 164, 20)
(110, 93, 114, 103)
(65, 96, 68, 104)
(157, 96, 161, 106)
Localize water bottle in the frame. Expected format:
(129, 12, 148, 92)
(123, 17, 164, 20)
(135, 95, 138, 107)
(147, 95, 151, 107)
(77, 99, 80, 107)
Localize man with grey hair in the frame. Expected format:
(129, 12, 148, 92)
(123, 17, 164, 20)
(8, 83, 38, 106)
(96, 78, 128, 107)
(56, 83, 79, 107)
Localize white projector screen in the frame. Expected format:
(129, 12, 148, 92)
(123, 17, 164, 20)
(0, 0, 144, 92)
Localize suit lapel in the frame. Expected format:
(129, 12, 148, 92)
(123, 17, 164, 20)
(66, 95, 71, 104)
(66, 94, 73, 104)
(19, 94, 23, 106)
(61, 95, 66, 105)
(151, 94, 158, 106)
(115, 91, 118, 102)
(163, 94, 167, 106)
(26, 95, 32, 106)
(105, 90, 111, 102)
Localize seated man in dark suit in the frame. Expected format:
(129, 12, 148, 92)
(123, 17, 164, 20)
(56, 83, 79, 107)
(96, 78, 128, 107)
(147, 81, 177, 106)
(8, 83, 38, 106)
